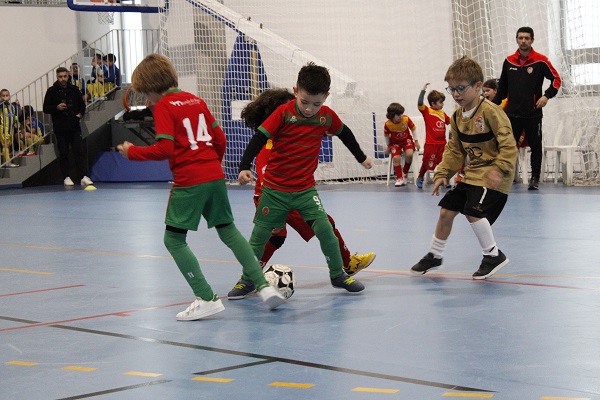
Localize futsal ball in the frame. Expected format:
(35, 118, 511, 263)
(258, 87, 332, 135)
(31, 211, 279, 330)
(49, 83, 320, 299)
(264, 264, 296, 299)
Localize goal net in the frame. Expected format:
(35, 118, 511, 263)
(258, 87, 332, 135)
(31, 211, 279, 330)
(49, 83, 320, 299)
(157, 0, 600, 185)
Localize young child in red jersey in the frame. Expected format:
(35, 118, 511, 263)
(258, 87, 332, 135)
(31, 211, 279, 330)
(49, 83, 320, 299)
(227, 88, 376, 299)
(117, 54, 284, 321)
(416, 83, 450, 188)
(383, 103, 420, 187)
(238, 63, 373, 294)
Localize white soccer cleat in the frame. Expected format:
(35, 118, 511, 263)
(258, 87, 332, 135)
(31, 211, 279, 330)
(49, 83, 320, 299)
(176, 296, 225, 321)
(63, 177, 74, 186)
(81, 176, 94, 186)
(258, 285, 285, 310)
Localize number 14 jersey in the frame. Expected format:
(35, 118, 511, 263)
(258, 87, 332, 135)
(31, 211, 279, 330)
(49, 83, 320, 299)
(128, 89, 226, 187)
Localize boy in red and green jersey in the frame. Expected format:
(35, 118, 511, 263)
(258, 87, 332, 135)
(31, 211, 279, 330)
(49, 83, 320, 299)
(117, 54, 284, 321)
(238, 62, 373, 293)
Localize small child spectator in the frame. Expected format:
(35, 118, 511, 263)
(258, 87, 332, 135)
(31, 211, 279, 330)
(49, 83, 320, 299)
(383, 102, 420, 186)
(87, 53, 105, 100)
(103, 53, 121, 92)
(70, 62, 90, 102)
(416, 83, 450, 188)
(1, 88, 20, 167)
(18, 105, 45, 155)
(411, 56, 517, 280)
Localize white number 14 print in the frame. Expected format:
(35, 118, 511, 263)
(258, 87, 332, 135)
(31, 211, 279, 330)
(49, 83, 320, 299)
(183, 114, 212, 150)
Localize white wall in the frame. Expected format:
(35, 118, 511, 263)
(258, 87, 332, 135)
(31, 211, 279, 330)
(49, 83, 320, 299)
(2, 6, 80, 94)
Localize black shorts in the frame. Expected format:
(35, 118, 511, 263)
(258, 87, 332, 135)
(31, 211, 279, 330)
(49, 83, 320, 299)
(438, 182, 508, 224)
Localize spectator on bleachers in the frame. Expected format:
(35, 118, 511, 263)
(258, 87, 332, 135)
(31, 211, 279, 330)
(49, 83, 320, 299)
(18, 105, 45, 156)
(1, 88, 20, 167)
(103, 53, 121, 93)
(87, 53, 105, 100)
(70, 62, 90, 102)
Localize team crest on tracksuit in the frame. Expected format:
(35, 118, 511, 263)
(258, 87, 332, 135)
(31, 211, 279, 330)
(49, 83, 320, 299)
(475, 116, 486, 132)
(262, 206, 269, 216)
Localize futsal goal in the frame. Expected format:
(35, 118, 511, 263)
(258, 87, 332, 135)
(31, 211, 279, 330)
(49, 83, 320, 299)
(132, 0, 600, 185)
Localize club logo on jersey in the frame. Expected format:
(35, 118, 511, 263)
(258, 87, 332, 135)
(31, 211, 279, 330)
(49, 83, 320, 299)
(290, 116, 297, 123)
(262, 206, 269, 216)
(475, 116, 486, 132)
(527, 66, 533, 74)
(320, 116, 326, 126)
(435, 120, 446, 129)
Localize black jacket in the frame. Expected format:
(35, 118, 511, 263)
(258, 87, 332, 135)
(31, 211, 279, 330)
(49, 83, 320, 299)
(43, 80, 86, 132)
(494, 48, 561, 119)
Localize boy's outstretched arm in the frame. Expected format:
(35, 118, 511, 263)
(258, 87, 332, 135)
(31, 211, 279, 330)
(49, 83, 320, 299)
(418, 83, 429, 107)
(238, 131, 268, 185)
(337, 125, 372, 169)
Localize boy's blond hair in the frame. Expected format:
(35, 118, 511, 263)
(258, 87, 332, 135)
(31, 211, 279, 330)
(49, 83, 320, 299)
(131, 54, 178, 94)
(444, 56, 484, 84)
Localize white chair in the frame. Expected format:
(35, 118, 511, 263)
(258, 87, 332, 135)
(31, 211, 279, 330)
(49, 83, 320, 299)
(542, 112, 582, 185)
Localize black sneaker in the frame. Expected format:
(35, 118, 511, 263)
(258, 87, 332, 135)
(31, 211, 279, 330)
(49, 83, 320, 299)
(331, 272, 365, 293)
(472, 250, 509, 280)
(528, 178, 539, 190)
(410, 252, 442, 275)
(227, 277, 256, 299)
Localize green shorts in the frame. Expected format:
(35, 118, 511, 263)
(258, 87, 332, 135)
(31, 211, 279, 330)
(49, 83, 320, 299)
(254, 186, 329, 229)
(165, 179, 234, 231)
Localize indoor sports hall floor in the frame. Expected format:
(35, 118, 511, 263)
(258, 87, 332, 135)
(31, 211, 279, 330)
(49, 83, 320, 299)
(1, 181, 599, 400)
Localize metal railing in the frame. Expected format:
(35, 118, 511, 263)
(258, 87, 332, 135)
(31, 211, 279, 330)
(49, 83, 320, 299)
(1, 28, 159, 168)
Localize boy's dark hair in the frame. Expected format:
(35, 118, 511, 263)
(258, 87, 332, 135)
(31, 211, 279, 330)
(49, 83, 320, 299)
(56, 67, 69, 75)
(19, 105, 35, 122)
(444, 56, 484, 84)
(241, 88, 295, 130)
(386, 103, 405, 120)
(296, 62, 330, 95)
(107, 53, 117, 62)
(516, 26, 534, 40)
(483, 79, 499, 90)
(95, 53, 102, 60)
(427, 90, 445, 105)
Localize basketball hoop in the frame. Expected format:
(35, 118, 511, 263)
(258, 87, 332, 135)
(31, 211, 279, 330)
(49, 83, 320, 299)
(97, 11, 115, 24)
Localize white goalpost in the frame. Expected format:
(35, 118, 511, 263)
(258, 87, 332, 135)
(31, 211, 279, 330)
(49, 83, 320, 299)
(157, 0, 600, 186)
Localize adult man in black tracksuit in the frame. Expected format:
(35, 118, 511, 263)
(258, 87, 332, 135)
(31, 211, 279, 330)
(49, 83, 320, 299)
(43, 67, 93, 186)
(494, 26, 561, 190)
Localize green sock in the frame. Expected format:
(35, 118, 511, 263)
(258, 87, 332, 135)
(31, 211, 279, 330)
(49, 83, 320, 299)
(312, 218, 344, 279)
(216, 223, 269, 290)
(164, 230, 214, 301)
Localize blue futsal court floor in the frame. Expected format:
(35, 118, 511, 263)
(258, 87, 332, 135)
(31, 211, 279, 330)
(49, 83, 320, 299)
(1, 181, 599, 399)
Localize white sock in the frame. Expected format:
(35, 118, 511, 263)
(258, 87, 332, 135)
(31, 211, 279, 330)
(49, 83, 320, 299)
(470, 218, 499, 256)
(429, 236, 446, 259)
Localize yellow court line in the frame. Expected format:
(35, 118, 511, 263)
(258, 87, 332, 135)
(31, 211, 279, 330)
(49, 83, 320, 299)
(269, 381, 315, 389)
(6, 361, 39, 366)
(192, 377, 234, 383)
(352, 387, 399, 394)
(63, 366, 96, 372)
(0, 267, 53, 275)
(540, 397, 591, 400)
(124, 371, 163, 377)
(443, 393, 494, 398)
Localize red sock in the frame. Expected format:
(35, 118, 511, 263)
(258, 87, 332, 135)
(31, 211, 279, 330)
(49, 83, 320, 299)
(403, 161, 412, 176)
(259, 240, 279, 268)
(334, 228, 351, 267)
(394, 165, 403, 179)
